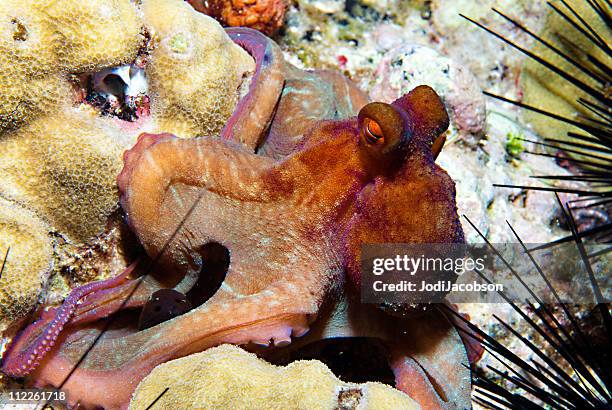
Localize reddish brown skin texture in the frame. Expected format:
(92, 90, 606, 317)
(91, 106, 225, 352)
(187, 0, 287, 35)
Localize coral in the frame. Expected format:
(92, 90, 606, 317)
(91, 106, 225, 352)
(40, 0, 143, 72)
(143, 0, 255, 138)
(0, 198, 52, 333)
(0, 111, 129, 242)
(128, 344, 420, 410)
(369, 44, 486, 144)
(0, 0, 143, 329)
(187, 0, 287, 36)
(0, 0, 142, 130)
(4, 87, 468, 410)
(0, 0, 257, 329)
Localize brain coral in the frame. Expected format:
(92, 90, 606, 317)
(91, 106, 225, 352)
(129, 344, 419, 410)
(0, 0, 254, 331)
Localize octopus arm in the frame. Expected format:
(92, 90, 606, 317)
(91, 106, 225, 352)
(28, 254, 337, 409)
(223, 28, 286, 150)
(118, 133, 279, 260)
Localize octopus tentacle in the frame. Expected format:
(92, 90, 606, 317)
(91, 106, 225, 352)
(27, 285, 317, 410)
(68, 277, 151, 326)
(1, 262, 138, 377)
(259, 67, 369, 158)
(390, 351, 451, 410)
(223, 27, 285, 150)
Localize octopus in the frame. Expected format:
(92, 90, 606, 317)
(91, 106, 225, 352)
(1, 29, 470, 410)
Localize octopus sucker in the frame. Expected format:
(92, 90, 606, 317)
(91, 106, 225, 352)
(1, 262, 139, 377)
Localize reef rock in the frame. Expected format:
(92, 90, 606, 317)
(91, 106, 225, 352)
(370, 44, 486, 144)
(187, 0, 288, 36)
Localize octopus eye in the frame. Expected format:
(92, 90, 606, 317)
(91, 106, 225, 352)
(358, 102, 408, 157)
(364, 118, 384, 145)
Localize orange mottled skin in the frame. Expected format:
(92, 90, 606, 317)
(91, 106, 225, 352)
(187, 0, 287, 35)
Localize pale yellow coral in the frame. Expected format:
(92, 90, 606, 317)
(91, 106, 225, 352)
(129, 345, 420, 410)
(0, 197, 53, 332)
(0, 109, 138, 242)
(143, 0, 255, 137)
(40, 0, 143, 72)
(0, 3, 66, 130)
(0, 0, 254, 329)
(0, 0, 143, 327)
(0, 0, 143, 130)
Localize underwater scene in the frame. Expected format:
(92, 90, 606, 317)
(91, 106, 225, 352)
(0, 0, 610, 409)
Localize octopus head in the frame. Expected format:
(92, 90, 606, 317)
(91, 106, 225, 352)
(343, 86, 465, 306)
